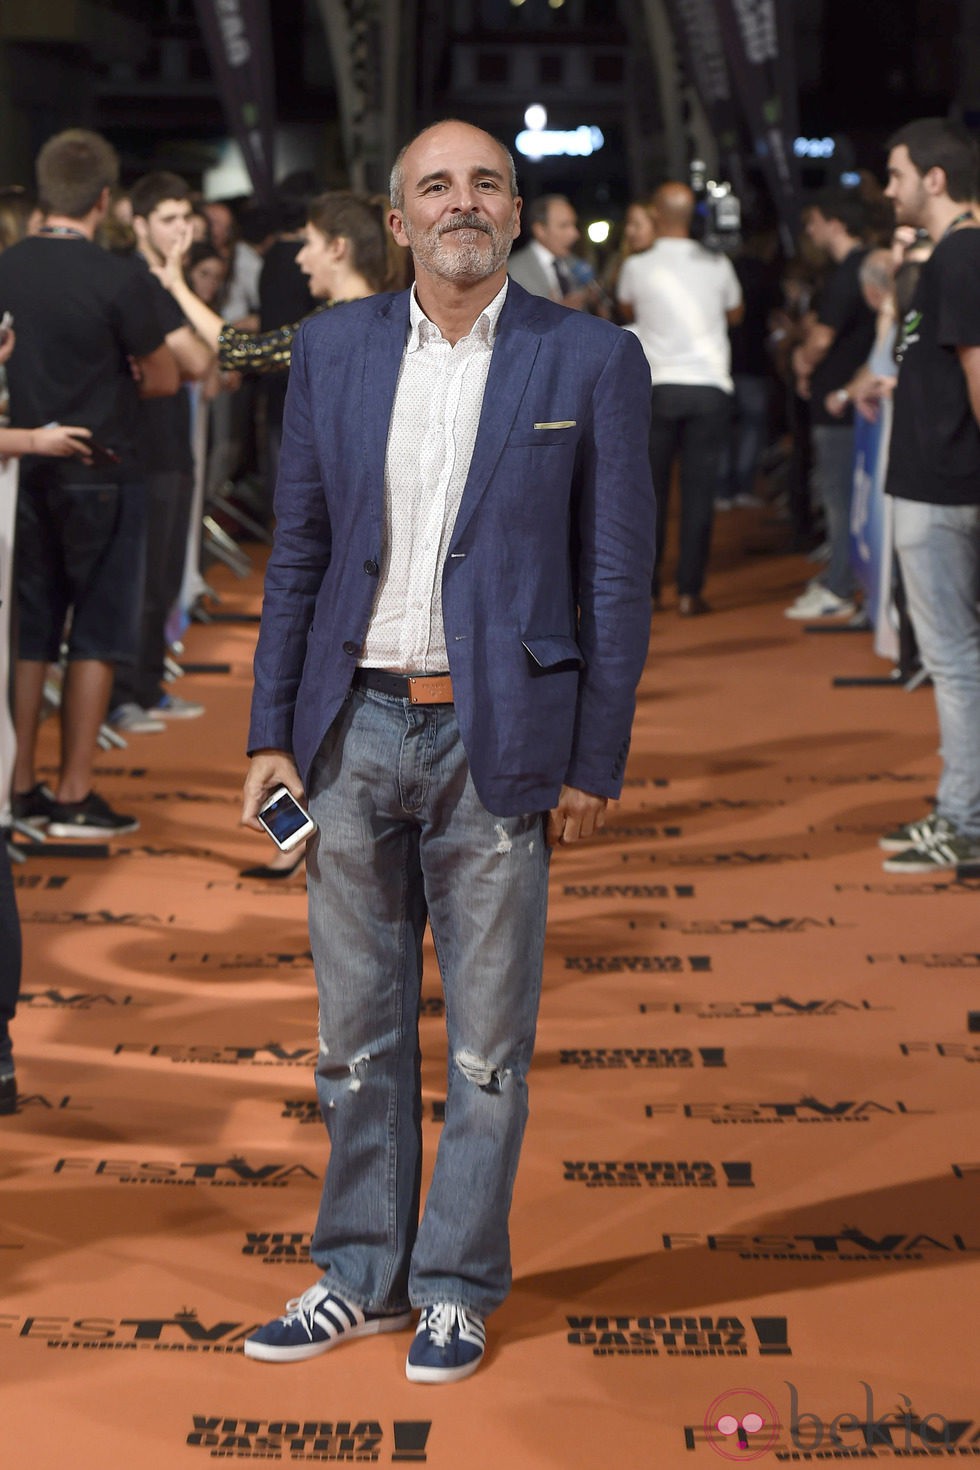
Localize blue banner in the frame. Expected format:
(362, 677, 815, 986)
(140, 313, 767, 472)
(849, 399, 898, 662)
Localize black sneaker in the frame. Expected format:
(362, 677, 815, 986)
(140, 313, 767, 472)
(879, 811, 940, 853)
(46, 791, 139, 839)
(0, 1072, 16, 1116)
(11, 783, 56, 825)
(882, 818, 980, 874)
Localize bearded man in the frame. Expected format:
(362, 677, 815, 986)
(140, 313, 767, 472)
(240, 120, 654, 1383)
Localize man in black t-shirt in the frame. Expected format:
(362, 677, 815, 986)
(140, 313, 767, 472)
(787, 190, 875, 620)
(0, 129, 178, 838)
(875, 118, 980, 873)
(108, 171, 214, 734)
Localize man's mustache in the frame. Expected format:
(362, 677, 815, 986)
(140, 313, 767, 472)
(438, 215, 492, 237)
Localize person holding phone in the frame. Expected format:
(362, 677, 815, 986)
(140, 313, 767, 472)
(0, 327, 93, 1116)
(240, 120, 654, 1383)
(0, 323, 95, 461)
(0, 128, 179, 839)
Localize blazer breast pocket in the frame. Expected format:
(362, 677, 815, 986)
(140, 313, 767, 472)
(506, 420, 579, 448)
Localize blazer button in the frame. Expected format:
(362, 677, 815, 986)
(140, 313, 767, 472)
(342, 640, 358, 656)
(363, 559, 379, 575)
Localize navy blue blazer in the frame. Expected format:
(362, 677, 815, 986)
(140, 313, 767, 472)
(248, 280, 655, 817)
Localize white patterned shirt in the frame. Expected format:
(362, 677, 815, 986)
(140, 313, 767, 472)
(360, 280, 508, 673)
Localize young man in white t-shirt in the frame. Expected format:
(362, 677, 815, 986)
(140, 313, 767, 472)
(619, 182, 743, 614)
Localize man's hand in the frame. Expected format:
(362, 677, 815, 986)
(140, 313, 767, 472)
(35, 425, 94, 461)
(852, 374, 896, 424)
(150, 221, 195, 293)
(891, 225, 919, 269)
(791, 346, 812, 400)
(242, 749, 305, 832)
(546, 785, 608, 848)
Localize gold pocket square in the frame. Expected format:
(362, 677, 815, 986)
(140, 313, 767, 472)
(533, 420, 576, 429)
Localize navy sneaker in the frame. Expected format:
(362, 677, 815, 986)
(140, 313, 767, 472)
(405, 1303, 486, 1384)
(244, 1283, 411, 1363)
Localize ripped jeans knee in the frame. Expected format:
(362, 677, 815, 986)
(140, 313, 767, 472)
(453, 1046, 515, 1096)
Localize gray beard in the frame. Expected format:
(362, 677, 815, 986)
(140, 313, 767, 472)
(408, 215, 515, 282)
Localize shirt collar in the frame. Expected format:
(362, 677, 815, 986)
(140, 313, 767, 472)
(530, 239, 557, 273)
(406, 278, 509, 354)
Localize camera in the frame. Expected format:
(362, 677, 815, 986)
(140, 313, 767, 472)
(690, 159, 742, 253)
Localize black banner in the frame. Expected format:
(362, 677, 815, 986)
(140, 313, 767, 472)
(711, 0, 802, 249)
(663, 0, 745, 191)
(194, 0, 277, 203)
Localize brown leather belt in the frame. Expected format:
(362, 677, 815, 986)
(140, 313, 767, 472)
(353, 668, 454, 704)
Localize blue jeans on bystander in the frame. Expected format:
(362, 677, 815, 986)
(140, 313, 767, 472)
(893, 497, 980, 838)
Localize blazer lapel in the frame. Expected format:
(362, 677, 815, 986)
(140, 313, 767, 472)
(450, 290, 542, 546)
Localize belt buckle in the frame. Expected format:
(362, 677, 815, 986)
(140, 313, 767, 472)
(407, 675, 451, 704)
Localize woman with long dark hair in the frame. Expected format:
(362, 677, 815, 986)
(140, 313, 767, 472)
(158, 191, 403, 373)
(157, 192, 402, 879)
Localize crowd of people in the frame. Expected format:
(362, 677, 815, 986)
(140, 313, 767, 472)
(0, 114, 977, 1385)
(507, 138, 977, 882)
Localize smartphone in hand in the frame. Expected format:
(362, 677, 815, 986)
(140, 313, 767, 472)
(82, 437, 121, 467)
(257, 786, 317, 851)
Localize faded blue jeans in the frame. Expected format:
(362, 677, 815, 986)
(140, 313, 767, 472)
(304, 685, 550, 1318)
(893, 497, 980, 839)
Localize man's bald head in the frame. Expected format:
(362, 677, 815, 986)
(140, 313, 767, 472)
(389, 120, 518, 211)
(652, 182, 696, 237)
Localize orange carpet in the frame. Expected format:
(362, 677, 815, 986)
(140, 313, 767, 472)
(2, 506, 977, 1468)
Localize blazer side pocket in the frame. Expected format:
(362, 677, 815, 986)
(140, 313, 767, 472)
(522, 634, 584, 670)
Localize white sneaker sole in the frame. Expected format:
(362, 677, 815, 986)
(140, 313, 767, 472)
(244, 1310, 411, 1362)
(46, 820, 140, 839)
(784, 602, 856, 621)
(405, 1352, 484, 1384)
(881, 853, 958, 874)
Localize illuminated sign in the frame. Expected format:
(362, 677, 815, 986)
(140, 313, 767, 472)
(794, 136, 836, 159)
(516, 125, 605, 160)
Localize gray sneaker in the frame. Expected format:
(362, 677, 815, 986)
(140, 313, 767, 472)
(110, 702, 166, 734)
(879, 811, 940, 853)
(882, 817, 980, 873)
(152, 693, 204, 720)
